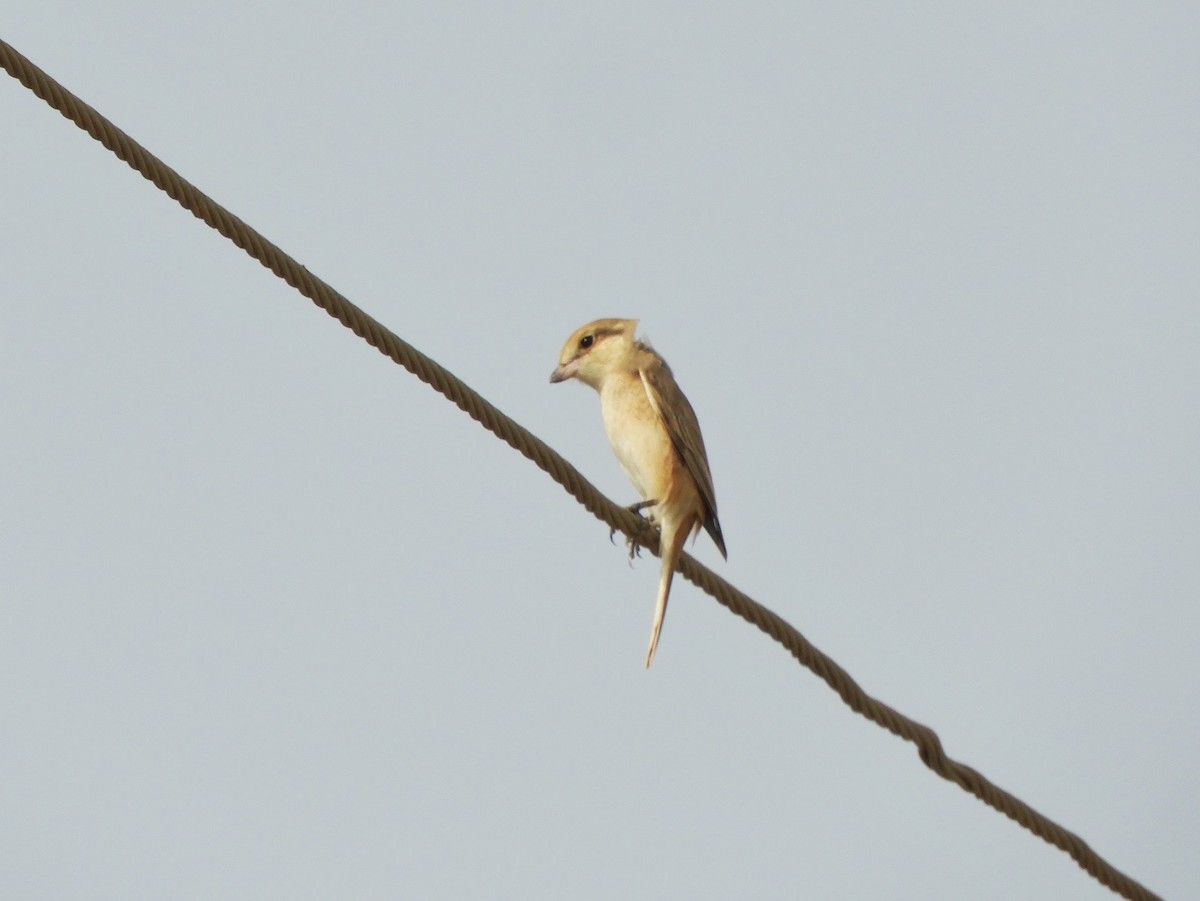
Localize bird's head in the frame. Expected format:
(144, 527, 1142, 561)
(549, 318, 638, 390)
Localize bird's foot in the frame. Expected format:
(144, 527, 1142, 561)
(610, 500, 658, 563)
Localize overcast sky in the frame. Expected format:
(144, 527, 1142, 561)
(3, 4, 1197, 899)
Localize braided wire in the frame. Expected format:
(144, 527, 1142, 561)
(1, 38, 1163, 901)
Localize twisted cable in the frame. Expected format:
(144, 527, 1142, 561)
(1, 38, 1163, 901)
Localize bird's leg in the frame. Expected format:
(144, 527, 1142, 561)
(610, 500, 658, 562)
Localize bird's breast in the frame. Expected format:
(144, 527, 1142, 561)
(599, 373, 677, 503)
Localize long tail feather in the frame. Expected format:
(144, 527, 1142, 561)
(644, 520, 690, 668)
(644, 560, 673, 668)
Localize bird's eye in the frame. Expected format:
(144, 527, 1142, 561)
(580, 334, 594, 349)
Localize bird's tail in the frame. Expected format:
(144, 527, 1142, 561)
(644, 521, 689, 668)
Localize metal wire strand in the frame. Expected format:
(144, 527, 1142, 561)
(1, 38, 1164, 901)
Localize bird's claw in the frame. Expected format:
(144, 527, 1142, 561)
(622, 534, 644, 563)
(609, 500, 658, 564)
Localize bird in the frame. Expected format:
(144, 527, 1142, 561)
(550, 318, 726, 667)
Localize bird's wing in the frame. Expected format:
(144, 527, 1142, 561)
(638, 352, 727, 558)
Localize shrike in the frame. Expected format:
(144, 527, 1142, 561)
(550, 319, 726, 667)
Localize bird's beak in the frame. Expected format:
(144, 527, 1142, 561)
(549, 361, 576, 384)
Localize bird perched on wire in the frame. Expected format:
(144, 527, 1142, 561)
(550, 318, 727, 667)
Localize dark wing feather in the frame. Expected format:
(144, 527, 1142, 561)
(639, 353, 727, 558)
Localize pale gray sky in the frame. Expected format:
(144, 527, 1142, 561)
(2, 4, 1197, 899)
